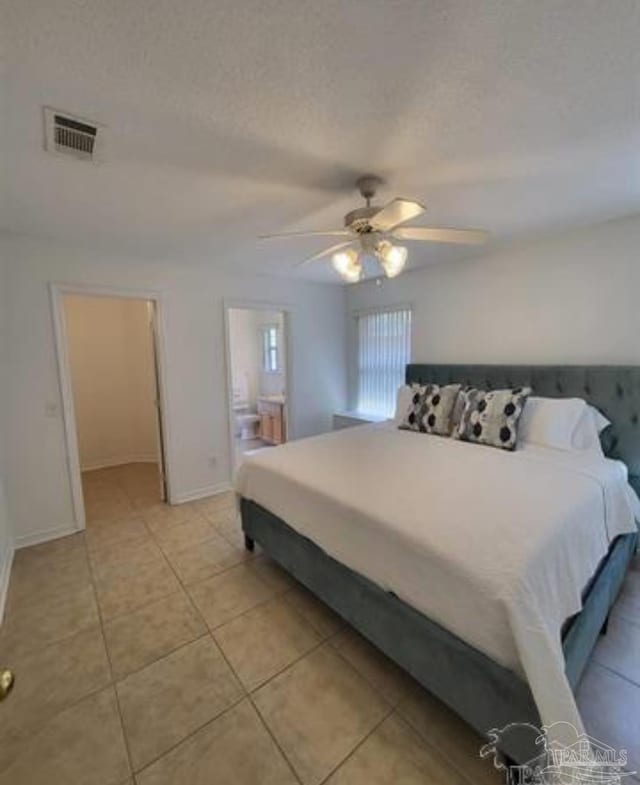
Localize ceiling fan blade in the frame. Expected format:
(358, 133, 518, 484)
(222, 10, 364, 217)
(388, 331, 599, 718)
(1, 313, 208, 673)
(259, 229, 351, 240)
(393, 226, 489, 245)
(294, 241, 354, 268)
(369, 198, 426, 231)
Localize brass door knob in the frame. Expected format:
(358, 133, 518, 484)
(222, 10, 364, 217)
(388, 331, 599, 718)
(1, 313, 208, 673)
(0, 670, 14, 701)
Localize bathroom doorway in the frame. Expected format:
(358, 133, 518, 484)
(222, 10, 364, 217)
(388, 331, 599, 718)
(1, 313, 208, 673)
(225, 305, 290, 473)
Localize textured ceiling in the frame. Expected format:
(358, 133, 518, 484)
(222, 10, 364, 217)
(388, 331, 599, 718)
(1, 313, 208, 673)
(1, 0, 639, 282)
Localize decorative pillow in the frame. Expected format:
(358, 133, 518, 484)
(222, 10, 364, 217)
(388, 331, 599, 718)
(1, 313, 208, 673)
(450, 388, 468, 433)
(454, 387, 531, 450)
(399, 383, 461, 435)
(393, 385, 414, 425)
(398, 384, 426, 430)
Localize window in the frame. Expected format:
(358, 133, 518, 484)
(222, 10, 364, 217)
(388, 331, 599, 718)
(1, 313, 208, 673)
(261, 325, 280, 373)
(357, 306, 411, 417)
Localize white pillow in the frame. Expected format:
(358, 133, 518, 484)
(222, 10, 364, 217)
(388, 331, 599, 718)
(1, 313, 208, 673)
(393, 384, 415, 425)
(572, 405, 611, 454)
(592, 406, 611, 434)
(518, 396, 587, 450)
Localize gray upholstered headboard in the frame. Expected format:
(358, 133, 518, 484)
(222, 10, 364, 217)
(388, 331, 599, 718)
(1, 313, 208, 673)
(405, 364, 640, 490)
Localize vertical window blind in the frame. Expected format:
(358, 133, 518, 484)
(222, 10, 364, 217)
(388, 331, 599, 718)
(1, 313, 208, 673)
(357, 306, 412, 417)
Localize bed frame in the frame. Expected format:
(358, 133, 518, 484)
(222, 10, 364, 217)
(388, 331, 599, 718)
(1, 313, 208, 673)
(240, 364, 640, 764)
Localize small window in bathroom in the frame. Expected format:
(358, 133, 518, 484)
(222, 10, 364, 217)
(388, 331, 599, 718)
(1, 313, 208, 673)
(261, 325, 280, 373)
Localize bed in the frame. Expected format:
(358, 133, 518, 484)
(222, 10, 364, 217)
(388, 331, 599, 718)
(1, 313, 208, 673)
(236, 364, 640, 764)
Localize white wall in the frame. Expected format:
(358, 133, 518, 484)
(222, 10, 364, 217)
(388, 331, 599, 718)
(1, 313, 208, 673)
(0, 251, 14, 621)
(65, 295, 158, 470)
(347, 214, 640, 405)
(1, 233, 347, 547)
(0, 467, 12, 624)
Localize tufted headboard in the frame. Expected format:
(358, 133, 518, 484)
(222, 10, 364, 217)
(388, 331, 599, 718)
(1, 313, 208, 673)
(406, 364, 640, 492)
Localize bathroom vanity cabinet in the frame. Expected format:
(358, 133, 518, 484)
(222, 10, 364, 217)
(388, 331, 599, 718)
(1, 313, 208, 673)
(257, 397, 286, 445)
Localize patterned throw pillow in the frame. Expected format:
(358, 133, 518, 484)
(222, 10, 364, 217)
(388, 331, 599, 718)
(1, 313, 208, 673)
(453, 387, 532, 450)
(399, 384, 427, 431)
(399, 383, 462, 436)
(450, 387, 468, 432)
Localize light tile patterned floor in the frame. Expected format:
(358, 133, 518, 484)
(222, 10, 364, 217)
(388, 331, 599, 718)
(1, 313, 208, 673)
(0, 462, 639, 784)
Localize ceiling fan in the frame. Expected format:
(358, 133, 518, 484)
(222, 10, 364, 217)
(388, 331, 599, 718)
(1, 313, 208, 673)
(260, 175, 489, 282)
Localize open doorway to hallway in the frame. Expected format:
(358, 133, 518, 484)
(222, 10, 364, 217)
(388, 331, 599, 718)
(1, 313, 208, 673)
(62, 294, 167, 521)
(225, 306, 289, 472)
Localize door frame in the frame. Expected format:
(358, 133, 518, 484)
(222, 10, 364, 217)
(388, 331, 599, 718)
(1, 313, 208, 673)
(50, 282, 174, 530)
(222, 299, 294, 478)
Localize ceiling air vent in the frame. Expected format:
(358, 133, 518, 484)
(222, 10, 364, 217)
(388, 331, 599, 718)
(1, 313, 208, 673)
(43, 107, 103, 161)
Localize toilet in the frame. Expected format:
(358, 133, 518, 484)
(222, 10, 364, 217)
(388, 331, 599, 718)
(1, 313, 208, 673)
(233, 385, 261, 440)
(236, 411, 261, 440)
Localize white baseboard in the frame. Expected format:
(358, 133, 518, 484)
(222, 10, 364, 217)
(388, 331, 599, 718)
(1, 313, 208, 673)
(0, 544, 15, 626)
(81, 454, 158, 472)
(14, 523, 80, 550)
(171, 482, 232, 505)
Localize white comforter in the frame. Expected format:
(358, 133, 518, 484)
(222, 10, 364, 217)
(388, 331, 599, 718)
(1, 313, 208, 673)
(235, 422, 639, 736)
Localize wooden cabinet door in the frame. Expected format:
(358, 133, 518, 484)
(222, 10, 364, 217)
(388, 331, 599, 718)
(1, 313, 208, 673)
(272, 412, 283, 444)
(260, 414, 272, 442)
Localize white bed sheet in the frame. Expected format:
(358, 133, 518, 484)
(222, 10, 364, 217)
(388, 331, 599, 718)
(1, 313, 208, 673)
(235, 422, 638, 736)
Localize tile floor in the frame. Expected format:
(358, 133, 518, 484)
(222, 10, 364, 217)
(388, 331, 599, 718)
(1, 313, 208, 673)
(0, 462, 638, 784)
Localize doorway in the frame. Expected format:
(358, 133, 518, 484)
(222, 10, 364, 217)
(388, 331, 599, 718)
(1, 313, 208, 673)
(225, 306, 290, 472)
(53, 290, 169, 527)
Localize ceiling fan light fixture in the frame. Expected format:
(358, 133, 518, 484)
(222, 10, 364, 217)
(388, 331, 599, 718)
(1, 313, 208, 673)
(332, 248, 361, 282)
(331, 248, 356, 275)
(341, 262, 362, 283)
(378, 241, 407, 278)
(267, 176, 487, 280)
